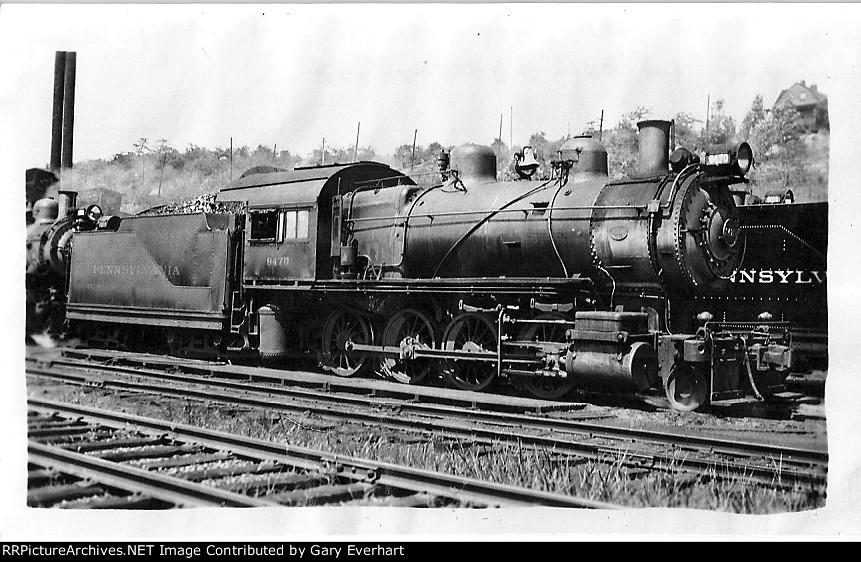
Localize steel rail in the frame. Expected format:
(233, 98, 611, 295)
(28, 441, 280, 508)
(27, 360, 827, 487)
(28, 398, 618, 509)
(42, 350, 580, 413)
(38, 353, 828, 464)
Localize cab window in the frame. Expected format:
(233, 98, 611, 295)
(283, 209, 310, 240)
(249, 210, 278, 242)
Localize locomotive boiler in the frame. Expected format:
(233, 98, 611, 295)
(60, 119, 793, 411)
(26, 189, 103, 337)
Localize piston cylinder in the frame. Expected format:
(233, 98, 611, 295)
(564, 340, 658, 391)
(562, 311, 657, 391)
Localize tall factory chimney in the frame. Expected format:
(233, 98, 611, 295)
(61, 51, 76, 169)
(50, 51, 77, 172)
(50, 52, 66, 172)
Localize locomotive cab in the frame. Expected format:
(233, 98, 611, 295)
(217, 162, 416, 284)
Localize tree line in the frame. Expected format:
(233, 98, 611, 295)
(56, 94, 828, 214)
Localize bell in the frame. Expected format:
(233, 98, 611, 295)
(515, 146, 539, 179)
(519, 146, 539, 167)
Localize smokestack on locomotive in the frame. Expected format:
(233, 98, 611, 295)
(636, 119, 671, 177)
(57, 190, 77, 219)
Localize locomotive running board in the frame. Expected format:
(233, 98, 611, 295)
(243, 276, 595, 298)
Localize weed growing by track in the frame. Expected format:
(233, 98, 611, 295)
(31, 381, 826, 512)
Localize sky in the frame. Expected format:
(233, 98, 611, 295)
(1, 3, 858, 175)
(3, 2, 861, 540)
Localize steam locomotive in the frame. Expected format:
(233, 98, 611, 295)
(27, 120, 798, 411)
(26, 187, 103, 337)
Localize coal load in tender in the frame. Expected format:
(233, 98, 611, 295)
(138, 192, 246, 216)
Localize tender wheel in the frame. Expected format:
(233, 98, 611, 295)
(664, 362, 710, 412)
(380, 308, 438, 385)
(518, 312, 576, 400)
(320, 309, 374, 377)
(441, 313, 498, 391)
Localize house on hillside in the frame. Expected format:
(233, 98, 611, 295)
(773, 80, 829, 132)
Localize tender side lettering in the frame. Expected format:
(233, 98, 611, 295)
(92, 263, 181, 278)
(729, 269, 826, 284)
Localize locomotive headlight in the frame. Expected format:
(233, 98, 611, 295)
(86, 204, 103, 223)
(704, 141, 754, 176)
(735, 142, 753, 175)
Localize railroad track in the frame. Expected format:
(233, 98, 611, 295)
(26, 348, 829, 489)
(28, 398, 616, 509)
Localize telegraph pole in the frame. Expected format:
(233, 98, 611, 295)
(599, 110, 604, 141)
(354, 122, 361, 161)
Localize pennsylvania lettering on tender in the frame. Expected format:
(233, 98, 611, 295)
(92, 263, 180, 277)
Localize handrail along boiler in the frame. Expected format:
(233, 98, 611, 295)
(58, 120, 792, 411)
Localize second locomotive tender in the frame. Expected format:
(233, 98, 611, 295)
(63, 120, 792, 411)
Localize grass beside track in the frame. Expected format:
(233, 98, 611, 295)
(28, 379, 826, 513)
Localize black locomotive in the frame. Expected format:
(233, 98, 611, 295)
(26, 188, 103, 338)
(28, 120, 800, 411)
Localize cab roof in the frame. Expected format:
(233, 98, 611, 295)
(217, 161, 413, 207)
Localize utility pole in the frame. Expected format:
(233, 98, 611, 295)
(498, 113, 503, 142)
(410, 129, 417, 169)
(322, 138, 326, 165)
(273, 143, 277, 163)
(354, 122, 361, 161)
(158, 152, 167, 196)
(599, 110, 604, 141)
(705, 94, 710, 141)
